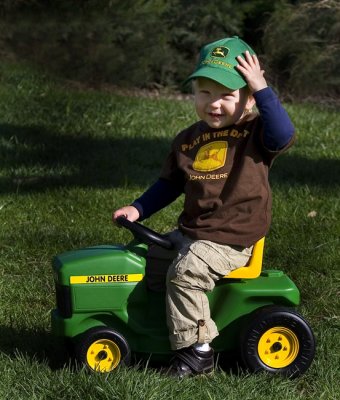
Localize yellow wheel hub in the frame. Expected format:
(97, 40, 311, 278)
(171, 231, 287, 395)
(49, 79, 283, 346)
(258, 327, 299, 368)
(86, 339, 121, 372)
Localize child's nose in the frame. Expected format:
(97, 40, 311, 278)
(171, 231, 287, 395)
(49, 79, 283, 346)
(210, 98, 222, 108)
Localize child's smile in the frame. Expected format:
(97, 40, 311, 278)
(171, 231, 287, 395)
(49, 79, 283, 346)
(194, 77, 253, 129)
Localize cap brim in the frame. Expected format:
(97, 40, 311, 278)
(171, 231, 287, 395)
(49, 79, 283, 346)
(183, 66, 247, 91)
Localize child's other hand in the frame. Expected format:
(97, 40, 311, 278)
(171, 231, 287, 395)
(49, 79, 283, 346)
(112, 206, 140, 223)
(236, 51, 267, 93)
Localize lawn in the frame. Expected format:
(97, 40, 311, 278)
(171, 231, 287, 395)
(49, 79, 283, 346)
(0, 62, 339, 399)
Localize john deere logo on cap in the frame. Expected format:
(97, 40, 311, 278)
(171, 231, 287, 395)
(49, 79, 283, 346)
(211, 46, 229, 58)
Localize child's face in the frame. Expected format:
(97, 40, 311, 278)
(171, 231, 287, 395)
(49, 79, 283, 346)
(193, 78, 253, 129)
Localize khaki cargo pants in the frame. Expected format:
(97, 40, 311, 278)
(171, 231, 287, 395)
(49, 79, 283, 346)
(149, 230, 253, 351)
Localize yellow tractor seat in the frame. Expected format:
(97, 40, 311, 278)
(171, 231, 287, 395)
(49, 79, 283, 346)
(226, 237, 265, 279)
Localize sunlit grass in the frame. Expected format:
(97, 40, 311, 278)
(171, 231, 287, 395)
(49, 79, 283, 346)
(0, 62, 339, 399)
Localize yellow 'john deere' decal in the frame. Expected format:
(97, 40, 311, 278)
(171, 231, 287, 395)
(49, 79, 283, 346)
(70, 274, 143, 284)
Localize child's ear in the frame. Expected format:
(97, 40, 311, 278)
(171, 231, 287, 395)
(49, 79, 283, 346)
(246, 95, 256, 111)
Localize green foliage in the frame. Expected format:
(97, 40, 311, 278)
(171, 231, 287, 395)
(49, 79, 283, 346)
(0, 0, 256, 89)
(0, 1, 339, 99)
(2, 0, 339, 99)
(262, 0, 340, 98)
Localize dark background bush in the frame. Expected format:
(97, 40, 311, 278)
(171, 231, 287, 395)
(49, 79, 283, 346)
(0, 0, 339, 99)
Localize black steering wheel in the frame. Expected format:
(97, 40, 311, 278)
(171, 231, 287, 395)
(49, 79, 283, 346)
(116, 216, 174, 250)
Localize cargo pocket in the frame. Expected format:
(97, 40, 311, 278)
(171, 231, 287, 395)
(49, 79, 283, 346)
(188, 241, 252, 277)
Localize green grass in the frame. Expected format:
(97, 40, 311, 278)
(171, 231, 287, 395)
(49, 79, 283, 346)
(0, 61, 339, 399)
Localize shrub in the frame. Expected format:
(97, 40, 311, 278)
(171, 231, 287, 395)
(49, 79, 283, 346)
(262, 0, 340, 99)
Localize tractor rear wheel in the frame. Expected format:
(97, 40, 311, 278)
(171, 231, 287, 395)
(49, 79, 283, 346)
(240, 306, 315, 378)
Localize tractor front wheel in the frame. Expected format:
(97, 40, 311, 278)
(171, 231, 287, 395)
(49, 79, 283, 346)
(76, 327, 131, 373)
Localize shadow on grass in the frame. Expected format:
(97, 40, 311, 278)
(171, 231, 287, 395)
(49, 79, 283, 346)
(0, 325, 69, 370)
(0, 324, 243, 375)
(1, 122, 339, 194)
(0, 325, 243, 376)
(271, 155, 340, 189)
(0, 123, 171, 194)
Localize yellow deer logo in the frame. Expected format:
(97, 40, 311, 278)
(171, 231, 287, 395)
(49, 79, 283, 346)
(193, 141, 228, 172)
(211, 46, 229, 58)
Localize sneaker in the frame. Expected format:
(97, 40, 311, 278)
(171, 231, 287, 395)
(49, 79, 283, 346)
(168, 346, 214, 378)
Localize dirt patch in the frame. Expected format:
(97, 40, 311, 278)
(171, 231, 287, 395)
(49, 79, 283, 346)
(64, 80, 194, 101)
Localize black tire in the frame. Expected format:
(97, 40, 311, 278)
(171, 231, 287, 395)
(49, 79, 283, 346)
(75, 327, 131, 373)
(240, 306, 315, 378)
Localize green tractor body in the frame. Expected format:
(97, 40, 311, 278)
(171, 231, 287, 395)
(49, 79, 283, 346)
(51, 220, 315, 376)
(52, 239, 301, 358)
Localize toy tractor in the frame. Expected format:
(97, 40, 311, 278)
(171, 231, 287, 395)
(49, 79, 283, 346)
(51, 217, 315, 377)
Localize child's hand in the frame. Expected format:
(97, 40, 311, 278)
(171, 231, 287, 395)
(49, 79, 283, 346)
(112, 205, 140, 223)
(236, 51, 267, 93)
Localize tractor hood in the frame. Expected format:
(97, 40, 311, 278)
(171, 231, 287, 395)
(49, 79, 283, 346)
(53, 243, 147, 286)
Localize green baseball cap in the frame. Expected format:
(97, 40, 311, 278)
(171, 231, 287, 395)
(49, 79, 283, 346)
(185, 36, 256, 90)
